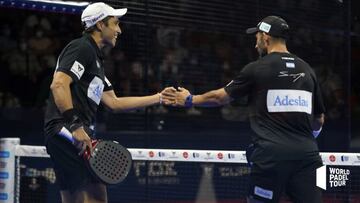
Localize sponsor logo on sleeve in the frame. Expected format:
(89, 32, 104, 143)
(70, 61, 85, 79)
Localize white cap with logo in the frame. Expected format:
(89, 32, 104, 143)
(81, 2, 127, 29)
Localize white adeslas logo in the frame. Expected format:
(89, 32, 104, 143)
(316, 165, 350, 190)
(267, 89, 312, 114)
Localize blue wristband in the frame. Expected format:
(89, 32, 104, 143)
(185, 95, 193, 108)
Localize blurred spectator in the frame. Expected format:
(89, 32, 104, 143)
(129, 61, 145, 95)
(0, 24, 17, 54)
(314, 64, 345, 120)
(28, 26, 54, 55)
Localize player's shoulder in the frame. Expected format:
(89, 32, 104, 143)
(64, 35, 94, 54)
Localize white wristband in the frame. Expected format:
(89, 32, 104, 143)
(158, 93, 163, 105)
(312, 127, 322, 138)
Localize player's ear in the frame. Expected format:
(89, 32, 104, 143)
(95, 21, 103, 31)
(263, 32, 270, 40)
(263, 33, 271, 45)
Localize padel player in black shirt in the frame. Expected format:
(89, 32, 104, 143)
(44, 2, 175, 203)
(170, 16, 325, 203)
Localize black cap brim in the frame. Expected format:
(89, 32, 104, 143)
(246, 27, 258, 34)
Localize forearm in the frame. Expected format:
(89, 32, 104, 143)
(192, 89, 230, 107)
(111, 93, 161, 111)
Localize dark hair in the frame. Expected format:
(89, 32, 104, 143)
(260, 31, 287, 43)
(270, 36, 287, 44)
(83, 16, 112, 34)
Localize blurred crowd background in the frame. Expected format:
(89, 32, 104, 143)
(0, 0, 358, 152)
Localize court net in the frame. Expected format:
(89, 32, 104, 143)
(1, 138, 360, 203)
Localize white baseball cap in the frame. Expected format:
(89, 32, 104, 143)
(81, 2, 127, 29)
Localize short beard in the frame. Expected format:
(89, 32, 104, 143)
(257, 48, 267, 58)
(257, 38, 267, 58)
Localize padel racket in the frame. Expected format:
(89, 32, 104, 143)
(58, 127, 132, 185)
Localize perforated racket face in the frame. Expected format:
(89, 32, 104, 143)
(88, 140, 132, 185)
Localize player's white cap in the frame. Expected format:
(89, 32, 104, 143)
(81, 2, 127, 29)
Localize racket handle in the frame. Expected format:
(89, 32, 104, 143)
(58, 127, 82, 149)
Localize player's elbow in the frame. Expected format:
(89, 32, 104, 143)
(50, 80, 64, 92)
(214, 95, 226, 106)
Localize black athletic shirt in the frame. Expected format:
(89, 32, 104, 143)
(224, 52, 325, 162)
(44, 34, 113, 141)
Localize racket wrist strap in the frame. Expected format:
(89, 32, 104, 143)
(62, 108, 83, 132)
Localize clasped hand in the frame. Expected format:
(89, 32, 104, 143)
(159, 87, 191, 107)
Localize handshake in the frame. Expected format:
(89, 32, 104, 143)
(159, 87, 193, 107)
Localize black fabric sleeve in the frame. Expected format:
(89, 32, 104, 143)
(224, 63, 254, 99)
(56, 43, 92, 82)
(311, 71, 326, 115)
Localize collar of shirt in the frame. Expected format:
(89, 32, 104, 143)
(83, 33, 104, 60)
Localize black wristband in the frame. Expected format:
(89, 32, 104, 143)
(62, 109, 83, 132)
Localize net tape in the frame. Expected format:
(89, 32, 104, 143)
(15, 145, 360, 166)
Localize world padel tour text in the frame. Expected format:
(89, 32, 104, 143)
(329, 167, 350, 187)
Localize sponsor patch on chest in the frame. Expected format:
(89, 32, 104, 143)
(266, 89, 312, 114)
(87, 76, 104, 105)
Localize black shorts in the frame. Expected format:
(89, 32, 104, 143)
(248, 157, 323, 203)
(46, 128, 101, 193)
